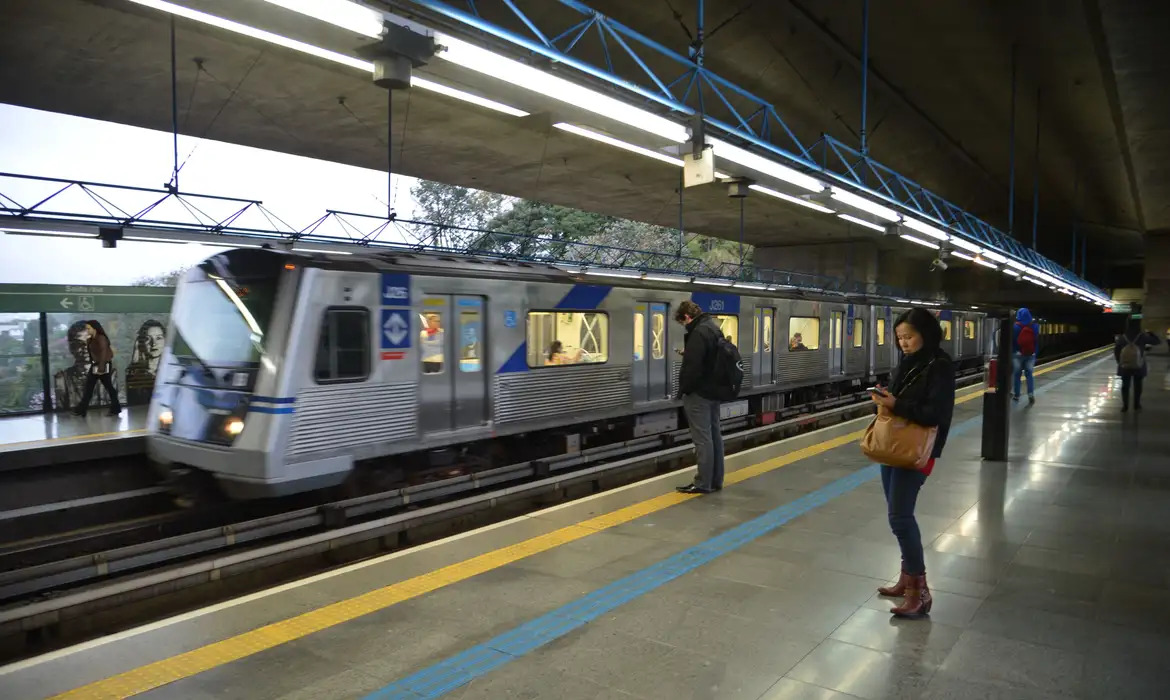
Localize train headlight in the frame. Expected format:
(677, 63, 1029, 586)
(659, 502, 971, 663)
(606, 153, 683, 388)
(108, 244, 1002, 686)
(159, 410, 174, 428)
(225, 418, 245, 436)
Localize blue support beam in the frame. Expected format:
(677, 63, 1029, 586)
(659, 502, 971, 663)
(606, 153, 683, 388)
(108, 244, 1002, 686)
(394, 0, 1105, 299)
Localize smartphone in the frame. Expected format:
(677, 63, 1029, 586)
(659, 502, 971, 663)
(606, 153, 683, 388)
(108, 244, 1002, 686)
(866, 386, 888, 396)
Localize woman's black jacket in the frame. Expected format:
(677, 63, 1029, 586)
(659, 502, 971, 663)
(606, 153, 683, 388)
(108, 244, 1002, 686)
(888, 348, 956, 459)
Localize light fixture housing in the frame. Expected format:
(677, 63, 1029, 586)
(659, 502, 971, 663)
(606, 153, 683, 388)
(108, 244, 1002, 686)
(749, 184, 834, 213)
(708, 137, 825, 193)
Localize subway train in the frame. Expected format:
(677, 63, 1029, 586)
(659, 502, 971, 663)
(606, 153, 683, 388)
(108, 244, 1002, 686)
(147, 247, 1003, 499)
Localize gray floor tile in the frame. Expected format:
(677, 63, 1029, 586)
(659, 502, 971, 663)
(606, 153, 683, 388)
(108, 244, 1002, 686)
(786, 639, 936, 700)
(935, 629, 1084, 696)
(919, 671, 1075, 700)
(757, 677, 864, 700)
(829, 607, 963, 664)
(967, 599, 1096, 653)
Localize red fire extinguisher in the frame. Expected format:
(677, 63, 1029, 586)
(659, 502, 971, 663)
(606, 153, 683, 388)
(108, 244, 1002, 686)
(985, 358, 998, 393)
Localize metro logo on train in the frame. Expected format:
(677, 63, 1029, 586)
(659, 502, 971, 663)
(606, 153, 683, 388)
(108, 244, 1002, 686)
(381, 273, 410, 306)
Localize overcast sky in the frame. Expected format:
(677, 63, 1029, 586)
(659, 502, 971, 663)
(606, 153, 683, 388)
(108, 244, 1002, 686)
(0, 103, 421, 285)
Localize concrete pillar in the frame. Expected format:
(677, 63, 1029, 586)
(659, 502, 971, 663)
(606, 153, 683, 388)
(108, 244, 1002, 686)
(1143, 231, 1170, 346)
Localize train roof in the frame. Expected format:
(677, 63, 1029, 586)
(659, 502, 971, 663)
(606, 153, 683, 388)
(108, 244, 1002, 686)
(202, 246, 980, 313)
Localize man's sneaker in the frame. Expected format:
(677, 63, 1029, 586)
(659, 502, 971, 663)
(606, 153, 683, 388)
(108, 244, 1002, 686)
(1011, 395, 1020, 402)
(1028, 395, 1035, 406)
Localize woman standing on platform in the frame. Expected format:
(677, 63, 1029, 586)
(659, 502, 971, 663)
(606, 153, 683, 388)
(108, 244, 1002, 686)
(869, 308, 955, 618)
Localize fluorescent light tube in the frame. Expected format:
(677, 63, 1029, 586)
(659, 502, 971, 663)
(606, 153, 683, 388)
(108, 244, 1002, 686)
(749, 184, 834, 213)
(947, 237, 981, 253)
(258, 0, 384, 38)
(1007, 260, 1027, 271)
(901, 234, 940, 250)
(585, 269, 643, 279)
(414, 77, 528, 117)
(838, 214, 886, 233)
(901, 217, 949, 241)
(438, 34, 688, 142)
(693, 278, 734, 287)
(1003, 269, 1021, 277)
(127, 0, 374, 71)
(973, 257, 999, 270)
(830, 187, 900, 222)
(950, 251, 975, 261)
(294, 247, 354, 255)
(982, 250, 1008, 263)
(554, 123, 683, 166)
(643, 274, 690, 283)
(732, 282, 769, 291)
(708, 137, 825, 193)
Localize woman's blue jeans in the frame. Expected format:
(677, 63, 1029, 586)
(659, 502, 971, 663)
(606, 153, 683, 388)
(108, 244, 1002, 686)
(881, 465, 927, 575)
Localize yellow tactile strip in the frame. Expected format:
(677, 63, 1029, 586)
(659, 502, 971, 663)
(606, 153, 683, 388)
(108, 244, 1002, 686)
(47, 348, 1105, 699)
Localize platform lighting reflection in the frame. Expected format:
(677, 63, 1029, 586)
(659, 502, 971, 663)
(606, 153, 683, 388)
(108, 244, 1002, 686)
(553, 124, 683, 166)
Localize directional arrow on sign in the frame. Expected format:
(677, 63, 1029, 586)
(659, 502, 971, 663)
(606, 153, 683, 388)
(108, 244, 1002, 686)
(59, 297, 73, 309)
(383, 312, 408, 346)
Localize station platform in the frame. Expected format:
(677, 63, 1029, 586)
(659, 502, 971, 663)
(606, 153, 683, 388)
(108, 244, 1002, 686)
(0, 408, 148, 471)
(3, 348, 1168, 700)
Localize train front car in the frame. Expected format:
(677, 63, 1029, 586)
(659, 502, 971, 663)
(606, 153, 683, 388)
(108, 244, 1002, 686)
(147, 248, 303, 499)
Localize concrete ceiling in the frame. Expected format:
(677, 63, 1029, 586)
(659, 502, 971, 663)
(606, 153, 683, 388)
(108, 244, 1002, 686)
(0, 0, 1163, 295)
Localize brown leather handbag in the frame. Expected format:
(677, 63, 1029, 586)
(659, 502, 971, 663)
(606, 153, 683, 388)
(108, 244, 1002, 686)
(861, 361, 938, 470)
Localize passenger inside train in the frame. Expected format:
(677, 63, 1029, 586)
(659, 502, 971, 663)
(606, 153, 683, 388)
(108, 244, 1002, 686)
(420, 313, 444, 374)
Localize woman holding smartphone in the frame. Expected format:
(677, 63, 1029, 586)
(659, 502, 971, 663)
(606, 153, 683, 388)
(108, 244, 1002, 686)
(868, 308, 956, 618)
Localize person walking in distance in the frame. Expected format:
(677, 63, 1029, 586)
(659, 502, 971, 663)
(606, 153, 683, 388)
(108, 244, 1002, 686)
(674, 300, 743, 494)
(72, 320, 122, 418)
(869, 308, 955, 618)
(1011, 307, 1040, 405)
(1115, 318, 1161, 412)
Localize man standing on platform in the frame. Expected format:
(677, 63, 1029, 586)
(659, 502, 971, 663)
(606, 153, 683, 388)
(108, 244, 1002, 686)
(674, 300, 728, 494)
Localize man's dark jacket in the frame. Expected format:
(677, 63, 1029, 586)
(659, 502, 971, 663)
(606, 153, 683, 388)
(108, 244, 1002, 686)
(678, 313, 724, 401)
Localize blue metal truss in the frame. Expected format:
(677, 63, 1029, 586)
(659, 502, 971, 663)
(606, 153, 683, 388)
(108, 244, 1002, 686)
(398, 0, 1106, 300)
(0, 172, 936, 303)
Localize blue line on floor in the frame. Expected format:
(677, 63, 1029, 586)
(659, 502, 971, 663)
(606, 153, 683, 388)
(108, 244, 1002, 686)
(365, 357, 1107, 700)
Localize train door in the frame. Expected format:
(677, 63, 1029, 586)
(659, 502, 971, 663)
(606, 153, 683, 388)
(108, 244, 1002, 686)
(632, 302, 669, 402)
(418, 294, 487, 431)
(754, 307, 775, 385)
(829, 310, 845, 375)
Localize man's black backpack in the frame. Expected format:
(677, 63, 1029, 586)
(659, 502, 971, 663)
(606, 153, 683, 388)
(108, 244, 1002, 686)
(710, 334, 744, 401)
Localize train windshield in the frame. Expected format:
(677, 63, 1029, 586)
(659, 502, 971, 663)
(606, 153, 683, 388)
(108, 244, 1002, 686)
(170, 252, 281, 368)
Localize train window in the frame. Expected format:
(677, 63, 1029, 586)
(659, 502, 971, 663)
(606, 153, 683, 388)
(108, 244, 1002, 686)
(876, 318, 886, 346)
(964, 321, 976, 339)
(314, 308, 369, 383)
(421, 312, 444, 374)
(651, 310, 666, 360)
(852, 319, 864, 348)
(526, 311, 609, 367)
(634, 310, 646, 361)
(714, 315, 739, 346)
(459, 310, 481, 372)
(762, 313, 773, 353)
(940, 320, 953, 341)
(788, 317, 820, 350)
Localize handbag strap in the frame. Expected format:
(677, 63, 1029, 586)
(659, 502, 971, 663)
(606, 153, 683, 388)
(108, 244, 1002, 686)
(894, 358, 936, 398)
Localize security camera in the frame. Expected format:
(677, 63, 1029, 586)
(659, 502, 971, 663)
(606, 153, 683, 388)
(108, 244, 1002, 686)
(930, 257, 949, 272)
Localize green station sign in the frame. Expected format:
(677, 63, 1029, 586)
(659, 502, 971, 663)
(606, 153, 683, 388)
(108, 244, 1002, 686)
(0, 284, 175, 314)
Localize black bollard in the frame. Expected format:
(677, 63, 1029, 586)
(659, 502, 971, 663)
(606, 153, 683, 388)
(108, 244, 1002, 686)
(981, 316, 1013, 461)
